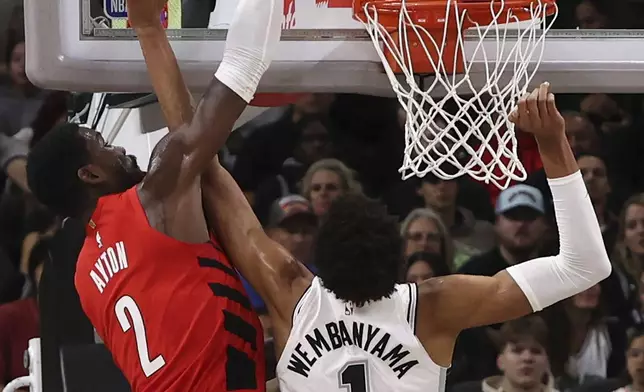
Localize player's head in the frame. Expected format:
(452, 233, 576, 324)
(314, 193, 402, 307)
(27, 123, 145, 217)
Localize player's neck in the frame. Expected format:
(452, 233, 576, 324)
(77, 197, 100, 228)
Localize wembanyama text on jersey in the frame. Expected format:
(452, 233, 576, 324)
(276, 278, 448, 392)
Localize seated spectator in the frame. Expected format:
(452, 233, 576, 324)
(458, 184, 547, 276)
(231, 93, 335, 200)
(577, 153, 618, 250)
(300, 158, 362, 218)
(416, 172, 496, 266)
(611, 193, 644, 322)
(544, 284, 627, 390)
(613, 328, 644, 392)
(253, 114, 334, 222)
(562, 111, 601, 155)
(400, 208, 456, 270)
(0, 237, 49, 390)
(450, 315, 556, 392)
(404, 251, 450, 283)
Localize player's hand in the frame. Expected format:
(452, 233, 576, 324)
(509, 82, 565, 140)
(127, 0, 166, 29)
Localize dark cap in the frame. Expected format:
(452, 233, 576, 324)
(267, 195, 317, 228)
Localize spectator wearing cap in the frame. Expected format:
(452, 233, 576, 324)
(241, 195, 318, 336)
(449, 185, 549, 386)
(457, 184, 547, 276)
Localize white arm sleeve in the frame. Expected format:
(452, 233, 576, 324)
(213, 0, 282, 102)
(505, 171, 612, 312)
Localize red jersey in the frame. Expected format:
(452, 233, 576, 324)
(75, 186, 265, 392)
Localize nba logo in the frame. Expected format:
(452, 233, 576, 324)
(105, 0, 169, 28)
(104, 0, 128, 19)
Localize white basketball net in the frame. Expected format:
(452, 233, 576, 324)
(357, 0, 558, 189)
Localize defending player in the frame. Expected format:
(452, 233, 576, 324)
(24, 0, 283, 389)
(200, 82, 611, 391)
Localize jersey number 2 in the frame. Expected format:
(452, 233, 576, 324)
(339, 362, 369, 392)
(115, 296, 166, 377)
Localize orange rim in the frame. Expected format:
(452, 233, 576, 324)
(353, 0, 557, 74)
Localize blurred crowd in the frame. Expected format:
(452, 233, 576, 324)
(3, 0, 644, 391)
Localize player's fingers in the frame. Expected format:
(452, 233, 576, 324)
(538, 82, 549, 119)
(509, 109, 518, 124)
(517, 94, 529, 127)
(546, 93, 558, 118)
(527, 88, 541, 128)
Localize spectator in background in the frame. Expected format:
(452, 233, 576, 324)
(613, 329, 644, 392)
(578, 153, 618, 250)
(562, 111, 600, 155)
(544, 284, 627, 390)
(404, 251, 450, 283)
(0, 32, 48, 138)
(416, 173, 496, 264)
(580, 94, 633, 136)
(451, 315, 556, 392)
(575, 0, 610, 29)
(253, 114, 334, 222)
(449, 186, 550, 386)
(612, 194, 644, 313)
(458, 184, 547, 276)
(232, 93, 335, 202)
(300, 158, 362, 218)
(0, 237, 48, 390)
(400, 208, 456, 270)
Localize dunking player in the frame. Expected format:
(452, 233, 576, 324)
(24, 0, 283, 389)
(199, 83, 612, 391)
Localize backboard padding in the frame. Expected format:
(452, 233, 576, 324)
(24, 0, 644, 94)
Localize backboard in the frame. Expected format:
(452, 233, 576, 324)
(24, 0, 644, 95)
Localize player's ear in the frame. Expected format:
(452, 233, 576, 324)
(78, 164, 106, 185)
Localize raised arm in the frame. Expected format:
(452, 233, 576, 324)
(201, 164, 313, 327)
(417, 82, 612, 364)
(125, 0, 281, 198)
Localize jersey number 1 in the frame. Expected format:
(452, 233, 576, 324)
(339, 362, 369, 392)
(115, 296, 166, 377)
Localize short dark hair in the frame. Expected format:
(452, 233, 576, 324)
(493, 315, 549, 351)
(405, 251, 451, 278)
(314, 193, 402, 307)
(27, 123, 90, 217)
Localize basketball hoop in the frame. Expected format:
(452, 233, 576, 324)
(353, 0, 558, 189)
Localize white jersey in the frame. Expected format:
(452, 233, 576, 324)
(276, 277, 447, 392)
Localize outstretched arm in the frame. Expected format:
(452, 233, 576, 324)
(418, 83, 611, 356)
(126, 0, 281, 199)
(201, 164, 313, 326)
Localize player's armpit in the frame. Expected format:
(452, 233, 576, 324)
(418, 271, 532, 334)
(201, 162, 313, 323)
(141, 80, 247, 200)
